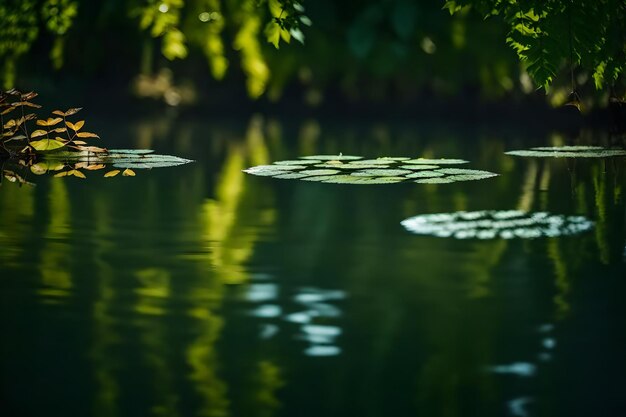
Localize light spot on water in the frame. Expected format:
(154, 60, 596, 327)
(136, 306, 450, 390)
(246, 283, 278, 302)
(259, 324, 279, 340)
(250, 304, 282, 318)
(285, 312, 312, 324)
(508, 397, 533, 417)
(304, 345, 341, 357)
(488, 362, 536, 377)
(542, 338, 556, 349)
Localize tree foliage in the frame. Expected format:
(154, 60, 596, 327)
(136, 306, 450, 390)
(444, 0, 626, 91)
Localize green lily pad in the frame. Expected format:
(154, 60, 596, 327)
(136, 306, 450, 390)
(274, 159, 321, 165)
(505, 146, 626, 158)
(274, 169, 342, 179)
(243, 155, 498, 185)
(348, 159, 396, 165)
(413, 177, 456, 184)
(243, 165, 306, 176)
(406, 171, 445, 179)
(404, 158, 469, 165)
(399, 164, 441, 170)
(300, 155, 363, 161)
(401, 211, 594, 239)
(351, 169, 412, 177)
(316, 164, 384, 170)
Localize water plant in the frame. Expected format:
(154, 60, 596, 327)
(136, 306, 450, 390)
(243, 155, 498, 184)
(1, 89, 192, 185)
(505, 146, 626, 158)
(401, 210, 594, 239)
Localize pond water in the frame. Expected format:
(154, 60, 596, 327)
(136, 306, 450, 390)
(1, 114, 625, 417)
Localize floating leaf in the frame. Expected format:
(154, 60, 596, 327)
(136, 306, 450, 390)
(406, 171, 445, 178)
(413, 177, 456, 184)
(54, 171, 70, 177)
(351, 169, 412, 177)
(104, 170, 120, 177)
(122, 168, 136, 177)
(71, 170, 86, 178)
(401, 211, 594, 239)
(505, 146, 626, 158)
(399, 164, 441, 170)
(30, 163, 49, 175)
(301, 155, 363, 161)
(274, 160, 320, 165)
(348, 159, 395, 165)
(106, 149, 154, 155)
(243, 155, 497, 185)
(404, 158, 469, 165)
(30, 139, 66, 151)
(243, 165, 306, 176)
(84, 164, 106, 171)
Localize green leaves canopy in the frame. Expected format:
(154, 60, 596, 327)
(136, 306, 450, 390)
(443, 0, 626, 91)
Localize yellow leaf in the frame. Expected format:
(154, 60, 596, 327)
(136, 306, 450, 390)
(52, 110, 65, 116)
(30, 162, 48, 175)
(77, 145, 107, 152)
(52, 127, 67, 133)
(104, 170, 120, 177)
(84, 164, 106, 170)
(76, 131, 99, 138)
(30, 129, 47, 138)
(54, 171, 70, 177)
(122, 168, 136, 177)
(47, 117, 63, 126)
(71, 170, 86, 178)
(66, 121, 76, 130)
(72, 140, 87, 145)
(36, 119, 49, 126)
(71, 120, 85, 131)
(30, 139, 67, 151)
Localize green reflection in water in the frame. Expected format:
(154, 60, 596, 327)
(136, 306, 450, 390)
(1, 117, 625, 417)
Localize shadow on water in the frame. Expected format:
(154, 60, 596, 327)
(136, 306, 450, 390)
(0, 114, 625, 417)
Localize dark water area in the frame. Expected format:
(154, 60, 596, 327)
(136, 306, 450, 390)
(1, 114, 625, 417)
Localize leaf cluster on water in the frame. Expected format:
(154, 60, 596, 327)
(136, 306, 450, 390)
(401, 210, 594, 239)
(243, 155, 498, 185)
(0, 90, 193, 185)
(505, 146, 626, 158)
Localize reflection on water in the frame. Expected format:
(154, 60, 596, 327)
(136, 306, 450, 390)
(1, 116, 625, 417)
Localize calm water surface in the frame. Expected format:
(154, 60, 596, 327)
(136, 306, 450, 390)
(1, 115, 625, 417)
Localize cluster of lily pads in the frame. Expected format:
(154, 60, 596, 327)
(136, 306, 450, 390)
(401, 210, 594, 239)
(32, 149, 193, 178)
(243, 155, 499, 184)
(505, 145, 626, 158)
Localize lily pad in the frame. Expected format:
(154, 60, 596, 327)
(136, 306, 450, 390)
(348, 159, 396, 165)
(401, 211, 594, 239)
(243, 165, 306, 176)
(406, 171, 445, 178)
(243, 155, 497, 185)
(404, 158, 469, 165)
(274, 159, 321, 165)
(351, 169, 412, 177)
(300, 155, 363, 161)
(505, 146, 626, 158)
(399, 164, 441, 170)
(413, 177, 456, 184)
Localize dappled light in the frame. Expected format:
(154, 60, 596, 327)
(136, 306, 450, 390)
(1, 1, 625, 416)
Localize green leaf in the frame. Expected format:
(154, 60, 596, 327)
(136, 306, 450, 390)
(30, 139, 66, 151)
